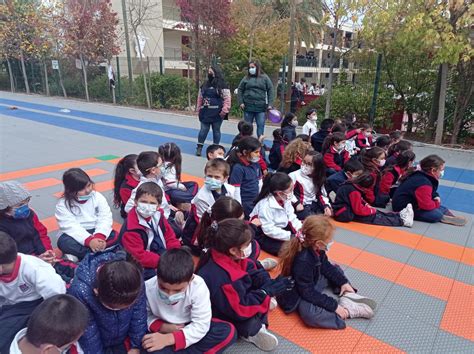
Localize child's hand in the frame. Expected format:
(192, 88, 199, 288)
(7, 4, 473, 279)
(127, 349, 140, 354)
(250, 217, 262, 227)
(39, 250, 56, 264)
(295, 203, 304, 212)
(142, 332, 174, 352)
(160, 323, 185, 334)
(89, 239, 106, 252)
(336, 305, 349, 320)
(324, 206, 333, 217)
(339, 283, 355, 296)
(434, 196, 441, 203)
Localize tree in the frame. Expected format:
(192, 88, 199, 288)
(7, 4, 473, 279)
(176, 0, 235, 88)
(61, 0, 120, 102)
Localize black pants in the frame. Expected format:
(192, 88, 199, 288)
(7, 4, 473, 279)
(0, 298, 43, 354)
(57, 229, 118, 261)
(254, 229, 285, 257)
(233, 313, 268, 338)
(355, 210, 403, 226)
(296, 202, 326, 221)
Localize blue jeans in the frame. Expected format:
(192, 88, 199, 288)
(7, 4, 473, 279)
(198, 120, 223, 145)
(244, 111, 266, 137)
(415, 205, 451, 223)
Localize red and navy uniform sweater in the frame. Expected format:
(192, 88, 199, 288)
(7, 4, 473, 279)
(269, 140, 287, 170)
(392, 171, 440, 212)
(345, 129, 358, 140)
(380, 165, 405, 195)
(119, 173, 140, 215)
(197, 249, 271, 324)
(120, 207, 181, 271)
(0, 210, 52, 256)
(363, 168, 382, 205)
(229, 158, 262, 217)
(332, 182, 376, 222)
(355, 132, 373, 149)
(323, 146, 350, 172)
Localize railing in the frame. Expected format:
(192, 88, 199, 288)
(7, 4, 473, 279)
(164, 47, 183, 61)
(296, 58, 319, 67)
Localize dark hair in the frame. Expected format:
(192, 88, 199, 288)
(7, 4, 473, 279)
(281, 112, 296, 128)
(273, 128, 284, 143)
(331, 123, 346, 134)
(157, 249, 194, 284)
(360, 147, 386, 172)
(375, 135, 391, 149)
(206, 144, 226, 159)
(237, 136, 261, 156)
(255, 172, 292, 204)
(296, 134, 310, 142)
(96, 260, 142, 307)
(62, 168, 94, 211)
(159, 143, 182, 181)
(306, 151, 326, 191)
(343, 159, 364, 173)
(113, 154, 138, 209)
(352, 172, 375, 188)
(135, 182, 163, 204)
(237, 120, 254, 136)
(343, 112, 356, 130)
(320, 118, 335, 131)
(205, 158, 230, 177)
(322, 132, 346, 154)
(137, 151, 160, 176)
(360, 123, 371, 131)
(305, 108, 317, 118)
(0, 231, 17, 264)
(206, 218, 252, 254)
(387, 140, 413, 157)
(203, 65, 228, 95)
(395, 150, 416, 169)
(389, 130, 403, 142)
(419, 154, 445, 172)
(196, 197, 244, 250)
(26, 294, 89, 348)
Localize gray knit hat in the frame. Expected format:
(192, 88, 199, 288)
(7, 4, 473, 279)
(0, 181, 31, 209)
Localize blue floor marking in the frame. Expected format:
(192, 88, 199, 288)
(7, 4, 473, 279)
(438, 186, 474, 214)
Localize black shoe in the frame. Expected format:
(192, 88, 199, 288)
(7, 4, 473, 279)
(195, 145, 203, 156)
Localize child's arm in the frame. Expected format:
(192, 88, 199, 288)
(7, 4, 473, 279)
(221, 88, 231, 116)
(323, 151, 342, 171)
(93, 192, 113, 239)
(124, 186, 138, 213)
(161, 213, 182, 250)
(162, 166, 182, 190)
(349, 191, 376, 216)
(120, 186, 133, 206)
(31, 210, 53, 254)
(31, 258, 66, 298)
(380, 171, 395, 195)
(229, 165, 244, 201)
(259, 207, 292, 241)
(128, 288, 148, 351)
(55, 200, 92, 245)
(122, 230, 160, 269)
(319, 254, 349, 287)
(196, 88, 203, 111)
(415, 185, 440, 210)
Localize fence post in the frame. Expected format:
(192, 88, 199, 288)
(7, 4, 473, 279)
(159, 57, 163, 75)
(280, 55, 287, 113)
(116, 56, 121, 103)
(369, 53, 383, 127)
(147, 56, 152, 102)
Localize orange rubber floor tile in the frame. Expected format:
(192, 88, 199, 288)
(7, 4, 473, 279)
(53, 179, 114, 197)
(83, 168, 109, 178)
(182, 173, 204, 187)
(440, 281, 474, 341)
(329, 242, 364, 265)
(375, 228, 421, 250)
(416, 237, 466, 264)
(334, 221, 383, 237)
(460, 247, 474, 265)
(41, 216, 58, 232)
(350, 251, 404, 282)
(353, 333, 405, 353)
(24, 178, 61, 191)
(268, 307, 299, 337)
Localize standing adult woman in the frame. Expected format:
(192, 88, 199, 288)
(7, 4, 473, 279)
(196, 65, 231, 156)
(237, 60, 274, 138)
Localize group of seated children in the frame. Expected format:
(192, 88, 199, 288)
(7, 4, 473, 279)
(0, 113, 467, 353)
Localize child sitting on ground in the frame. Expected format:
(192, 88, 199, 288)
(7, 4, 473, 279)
(375, 135, 391, 153)
(386, 140, 413, 168)
(360, 147, 389, 207)
(277, 215, 377, 329)
(325, 159, 364, 202)
(197, 219, 294, 352)
(68, 248, 147, 353)
(322, 132, 350, 176)
(120, 182, 181, 280)
(206, 144, 226, 160)
(380, 150, 416, 198)
(311, 119, 334, 152)
(143, 249, 237, 353)
(55, 168, 117, 261)
(332, 173, 414, 227)
(355, 124, 374, 149)
(113, 154, 140, 218)
(250, 173, 302, 256)
(9, 294, 88, 354)
(302, 109, 318, 137)
(392, 154, 467, 226)
(268, 129, 287, 171)
(277, 138, 308, 174)
(281, 112, 299, 142)
(0, 232, 66, 353)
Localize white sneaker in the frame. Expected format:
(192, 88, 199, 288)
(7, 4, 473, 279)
(260, 258, 278, 271)
(270, 297, 278, 310)
(341, 292, 377, 310)
(63, 254, 79, 263)
(242, 324, 278, 351)
(339, 297, 374, 319)
(399, 203, 414, 227)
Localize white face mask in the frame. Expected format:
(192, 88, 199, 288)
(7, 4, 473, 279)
(240, 243, 252, 259)
(291, 120, 299, 127)
(137, 202, 157, 218)
(379, 159, 386, 167)
(310, 114, 317, 122)
(439, 170, 445, 179)
(250, 156, 260, 163)
(301, 165, 313, 176)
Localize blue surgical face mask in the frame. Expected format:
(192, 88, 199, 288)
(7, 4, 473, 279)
(205, 177, 223, 191)
(158, 287, 185, 305)
(77, 193, 92, 202)
(13, 204, 30, 219)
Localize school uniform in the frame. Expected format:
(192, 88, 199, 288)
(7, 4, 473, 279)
(250, 195, 302, 256)
(9, 328, 83, 354)
(392, 171, 451, 222)
(197, 249, 272, 338)
(355, 132, 373, 149)
(277, 248, 348, 329)
(323, 146, 350, 175)
(385, 153, 398, 168)
(119, 173, 140, 218)
(268, 140, 286, 171)
(277, 158, 302, 175)
(0, 210, 76, 283)
(67, 248, 147, 354)
(311, 130, 330, 152)
(124, 175, 171, 218)
(325, 171, 348, 197)
(162, 162, 198, 205)
(0, 254, 66, 353)
(55, 191, 118, 260)
(290, 169, 331, 220)
(182, 184, 240, 251)
(380, 165, 405, 198)
(120, 207, 181, 280)
(145, 275, 236, 353)
(282, 125, 297, 142)
(229, 158, 262, 218)
(302, 120, 317, 137)
(332, 182, 403, 226)
(364, 168, 390, 208)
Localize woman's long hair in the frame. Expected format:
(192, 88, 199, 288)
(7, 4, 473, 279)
(202, 65, 228, 95)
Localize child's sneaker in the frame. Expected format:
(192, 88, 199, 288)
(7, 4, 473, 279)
(399, 203, 414, 227)
(270, 297, 278, 310)
(341, 292, 377, 310)
(441, 215, 467, 226)
(339, 297, 374, 319)
(63, 254, 79, 263)
(242, 324, 278, 351)
(260, 258, 278, 271)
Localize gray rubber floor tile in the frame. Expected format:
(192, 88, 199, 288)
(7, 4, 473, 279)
(363, 238, 414, 263)
(455, 263, 474, 286)
(407, 220, 431, 236)
(383, 284, 446, 327)
(364, 306, 438, 352)
(343, 268, 393, 305)
(432, 330, 474, 353)
(424, 222, 469, 246)
(225, 335, 310, 353)
(407, 250, 459, 279)
(334, 227, 373, 250)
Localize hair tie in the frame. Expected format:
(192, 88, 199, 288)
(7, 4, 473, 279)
(296, 230, 305, 243)
(210, 220, 218, 231)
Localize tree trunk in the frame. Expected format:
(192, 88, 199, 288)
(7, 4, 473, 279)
(434, 63, 448, 145)
(324, 19, 339, 119)
(6, 58, 15, 93)
(132, 30, 151, 109)
(80, 54, 90, 102)
(194, 25, 201, 90)
(406, 111, 414, 133)
(425, 64, 442, 141)
(57, 62, 67, 98)
(450, 61, 474, 144)
(285, 0, 297, 113)
(187, 59, 192, 109)
(43, 60, 50, 96)
(20, 50, 30, 94)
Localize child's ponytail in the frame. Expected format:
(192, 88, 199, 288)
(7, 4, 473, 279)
(113, 154, 137, 209)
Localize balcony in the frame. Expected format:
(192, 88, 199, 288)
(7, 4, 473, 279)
(164, 47, 183, 61)
(296, 57, 319, 67)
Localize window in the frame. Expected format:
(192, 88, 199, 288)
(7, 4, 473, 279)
(304, 73, 313, 78)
